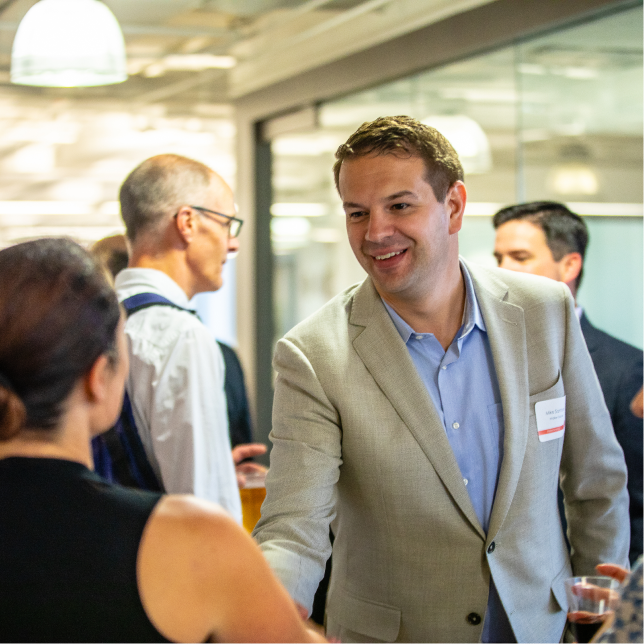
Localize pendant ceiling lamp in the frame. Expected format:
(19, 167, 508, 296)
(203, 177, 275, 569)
(422, 115, 492, 175)
(11, 0, 127, 87)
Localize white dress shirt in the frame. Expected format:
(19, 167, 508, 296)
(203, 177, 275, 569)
(115, 268, 242, 523)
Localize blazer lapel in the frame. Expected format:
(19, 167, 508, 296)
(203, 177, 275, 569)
(467, 263, 529, 540)
(350, 278, 485, 539)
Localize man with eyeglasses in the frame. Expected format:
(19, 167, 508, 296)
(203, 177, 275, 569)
(115, 154, 263, 520)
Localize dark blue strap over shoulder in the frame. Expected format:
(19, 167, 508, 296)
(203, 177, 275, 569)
(93, 292, 199, 491)
(121, 292, 197, 318)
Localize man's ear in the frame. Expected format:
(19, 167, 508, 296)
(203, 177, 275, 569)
(84, 354, 111, 404)
(174, 205, 197, 243)
(561, 252, 583, 286)
(446, 180, 467, 235)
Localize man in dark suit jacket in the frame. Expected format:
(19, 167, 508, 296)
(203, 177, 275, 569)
(493, 201, 642, 563)
(579, 314, 643, 563)
(217, 341, 253, 447)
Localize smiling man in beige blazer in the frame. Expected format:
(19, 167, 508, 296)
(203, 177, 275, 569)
(253, 116, 629, 643)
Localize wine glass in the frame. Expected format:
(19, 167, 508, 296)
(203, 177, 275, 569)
(564, 575, 621, 643)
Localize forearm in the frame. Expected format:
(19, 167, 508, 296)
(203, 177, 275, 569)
(253, 338, 340, 611)
(255, 430, 338, 610)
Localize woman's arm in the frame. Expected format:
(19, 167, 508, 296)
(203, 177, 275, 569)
(137, 495, 326, 643)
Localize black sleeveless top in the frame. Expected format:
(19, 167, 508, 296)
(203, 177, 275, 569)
(0, 457, 171, 643)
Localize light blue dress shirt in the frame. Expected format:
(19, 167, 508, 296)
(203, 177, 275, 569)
(383, 261, 515, 643)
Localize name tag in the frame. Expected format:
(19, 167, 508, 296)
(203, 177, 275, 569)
(535, 396, 566, 442)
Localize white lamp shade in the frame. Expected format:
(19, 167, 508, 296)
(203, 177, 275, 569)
(11, 0, 127, 87)
(422, 115, 492, 175)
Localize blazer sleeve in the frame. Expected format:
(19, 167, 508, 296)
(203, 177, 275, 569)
(253, 335, 341, 613)
(558, 288, 631, 573)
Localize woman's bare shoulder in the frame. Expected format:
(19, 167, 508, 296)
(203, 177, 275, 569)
(151, 494, 232, 524)
(137, 494, 325, 643)
(136, 494, 250, 642)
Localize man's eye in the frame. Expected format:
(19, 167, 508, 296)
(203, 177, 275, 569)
(391, 203, 409, 211)
(348, 211, 366, 219)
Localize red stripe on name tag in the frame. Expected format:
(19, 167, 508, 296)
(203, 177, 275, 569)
(538, 424, 565, 436)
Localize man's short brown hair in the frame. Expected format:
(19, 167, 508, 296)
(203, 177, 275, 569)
(333, 115, 464, 201)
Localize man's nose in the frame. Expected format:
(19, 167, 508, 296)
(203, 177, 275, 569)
(498, 256, 510, 269)
(228, 234, 240, 254)
(365, 211, 394, 242)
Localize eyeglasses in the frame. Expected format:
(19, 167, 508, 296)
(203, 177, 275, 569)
(189, 205, 243, 238)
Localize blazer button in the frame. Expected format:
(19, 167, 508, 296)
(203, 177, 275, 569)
(487, 541, 495, 554)
(467, 612, 482, 625)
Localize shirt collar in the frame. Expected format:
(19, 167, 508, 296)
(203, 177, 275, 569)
(114, 268, 192, 309)
(383, 259, 486, 343)
(460, 260, 487, 337)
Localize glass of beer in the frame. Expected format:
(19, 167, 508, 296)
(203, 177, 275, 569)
(564, 575, 620, 642)
(240, 470, 267, 533)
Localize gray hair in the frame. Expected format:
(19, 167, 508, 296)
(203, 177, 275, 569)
(119, 154, 213, 242)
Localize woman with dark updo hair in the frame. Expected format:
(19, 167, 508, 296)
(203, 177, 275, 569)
(0, 238, 324, 644)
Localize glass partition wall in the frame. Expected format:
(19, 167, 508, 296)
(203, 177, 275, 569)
(517, 8, 643, 346)
(269, 4, 643, 351)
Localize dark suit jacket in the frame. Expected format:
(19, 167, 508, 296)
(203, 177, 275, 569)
(217, 341, 253, 448)
(580, 314, 643, 563)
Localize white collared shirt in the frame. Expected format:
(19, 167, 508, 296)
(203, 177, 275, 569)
(114, 268, 242, 523)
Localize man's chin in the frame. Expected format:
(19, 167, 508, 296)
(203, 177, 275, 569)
(198, 278, 223, 294)
(369, 275, 410, 300)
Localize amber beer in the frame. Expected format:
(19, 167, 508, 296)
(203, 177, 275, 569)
(240, 472, 266, 533)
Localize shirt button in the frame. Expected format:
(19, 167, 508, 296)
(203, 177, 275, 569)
(441, 365, 447, 370)
(415, 335, 423, 340)
(452, 422, 460, 429)
(463, 478, 468, 486)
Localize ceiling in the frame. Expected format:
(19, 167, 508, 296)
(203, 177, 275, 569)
(0, 0, 497, 246)
(0, 0, 494, 105)
(0, 0, 333, 105)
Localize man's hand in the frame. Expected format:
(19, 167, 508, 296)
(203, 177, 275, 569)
(232, 443, 267, 488)
(297, 603, 334, 643)
(294, 601, 308, 621)
(596, 563, 630, 584)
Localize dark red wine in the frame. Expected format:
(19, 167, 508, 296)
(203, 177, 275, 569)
(567, 611, 609, 643)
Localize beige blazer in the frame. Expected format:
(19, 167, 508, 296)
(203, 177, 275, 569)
(255, 261, 629, 643)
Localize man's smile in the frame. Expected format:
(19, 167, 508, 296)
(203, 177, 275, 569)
(374, 249, 407, 261)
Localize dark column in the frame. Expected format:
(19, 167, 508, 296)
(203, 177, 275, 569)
(253, 124, 274, 465)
